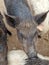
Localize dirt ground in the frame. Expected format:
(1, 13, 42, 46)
(7, 25, 49, 56)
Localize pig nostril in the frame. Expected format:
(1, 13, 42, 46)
(0, 29, 4, 37)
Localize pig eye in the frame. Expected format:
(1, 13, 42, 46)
(38, 35, 41, 38)
(0, 29, 4, 38)
(0, 21, 1, 23)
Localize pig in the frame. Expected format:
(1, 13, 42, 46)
(4, 0, 49, 65)
(0, 12, 11, 65)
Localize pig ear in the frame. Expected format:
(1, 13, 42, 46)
(34, 11, 49, 24)
(4, 13, 20, 28)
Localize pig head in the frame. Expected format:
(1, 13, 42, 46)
(4, 10, 49, 58)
